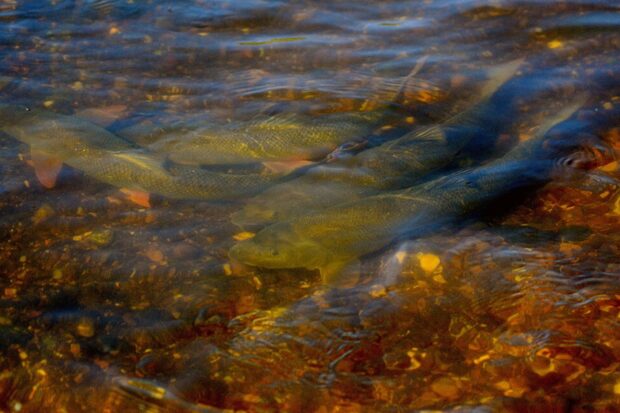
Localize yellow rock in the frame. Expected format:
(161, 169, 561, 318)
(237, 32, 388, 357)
(417, 252, 441, 273)
(432, 273, 447, 284)
(547, 40, 563, 49)
(598, 160, 618, 172)
(406, 350, 422, 370)
(614, 196, 620, 215)
(233, 231, 255, 241)
(76, 318, 95, 338)
(369, 284, 387, 298)
(430, 377, 460, 399)
(494, 380, 510, 391)
(394, 250, 407, 264)
(32, 203, 54, 225)
(504, 379, 528, 398)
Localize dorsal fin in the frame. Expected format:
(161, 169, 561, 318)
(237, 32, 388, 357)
(382, 125, 446, 150)
(432, 58, 525, 126)
(405, 125, 446, 142)
(249, 112, 304, 129)
(531, 94, 588, 141)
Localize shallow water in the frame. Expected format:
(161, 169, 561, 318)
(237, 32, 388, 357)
(1, 0, 620, 412)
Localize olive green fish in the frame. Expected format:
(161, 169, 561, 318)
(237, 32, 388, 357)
(229, 97, 587, 283)
(128, 110, 388, 166)
(0, 104, 277, 204)
(231, 58, 524, 229)
(119, 61, 434, 167)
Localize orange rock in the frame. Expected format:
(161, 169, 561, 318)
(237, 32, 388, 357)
(430, 377, 461, 399)
(144, 247, 166, 265)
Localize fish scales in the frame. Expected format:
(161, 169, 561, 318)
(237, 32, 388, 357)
(146, 111, 385, 166)
(229, 96, 589, 283)
(232, 58, 524, 229)
(0, 105, 275, 200)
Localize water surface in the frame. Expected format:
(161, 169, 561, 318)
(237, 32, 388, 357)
(1, 0, 620, 411)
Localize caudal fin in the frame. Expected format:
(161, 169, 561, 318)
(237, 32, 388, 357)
(479, 57, 525, 101)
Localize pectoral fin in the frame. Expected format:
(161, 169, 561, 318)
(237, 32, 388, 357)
(263, 160, 314, 174)
(112, 152, 169, 178)
(30, 149, 63, 189)
(120, 188, 151, 208)
(319, 259, 361, 287)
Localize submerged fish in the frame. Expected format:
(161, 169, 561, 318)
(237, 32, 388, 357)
(0, 104, 277, 206)
(229, 97, 589, 283)
(232, 58, 524, 229)
(119, 60, 435, 168)
(135, 110, 388, 167)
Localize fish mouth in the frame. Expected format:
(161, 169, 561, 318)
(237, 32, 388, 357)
(229, 237, 296, 269)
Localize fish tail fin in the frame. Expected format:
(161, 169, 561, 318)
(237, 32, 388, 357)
(479, 57, 525, 101)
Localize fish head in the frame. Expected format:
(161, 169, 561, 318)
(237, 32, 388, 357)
(229, 223, 327, 270)
(0, 104, 33, 129)
(546, 133, 614, 170)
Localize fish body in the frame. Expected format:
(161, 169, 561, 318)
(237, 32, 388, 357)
(229, 160, 553, 282)
(0, 104, 275, 200)
(229, 97, 588, 282)
(232, 58, 524, 228)
(137, 110, 386, 166)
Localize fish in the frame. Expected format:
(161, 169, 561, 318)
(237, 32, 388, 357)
(135, 110, 388, 167)
(0, 104, 278, 206)
(118, 58, 437, 168)
(229, 96, 589, 284)
(231, 58, 525, 229)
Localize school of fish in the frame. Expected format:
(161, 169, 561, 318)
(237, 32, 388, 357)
(0, 58, 614, 283)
